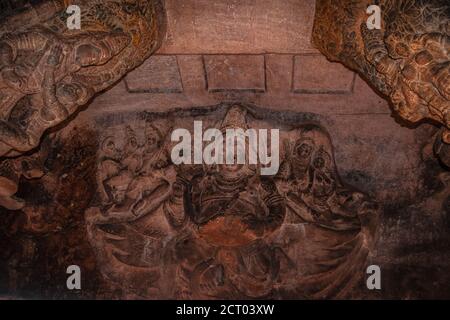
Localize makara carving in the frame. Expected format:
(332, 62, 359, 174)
(312, 0, 450, 166)
(0, 0, 166, 209)
(85, 105, 379, 299)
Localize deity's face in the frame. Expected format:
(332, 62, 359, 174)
(102, 137, 121, 160)
(105, 170, 133, 204)
(218, 163, 245, 179)
(289, 126, 337, 197)
(219, 155, 244, 174)
(144, 127, 161, 153)
(309, 146, 335, 198)
(218, 140, 252, 178)
(124, 134, 138, 154)
(291, 138, 315, 178)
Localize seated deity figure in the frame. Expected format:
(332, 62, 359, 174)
(164, 106, 287, 299)
(140, 120, 171, 173)
(273, 124, 379, 299)
(85, 168, 175, 298)
(96, 121, 171, 205)
(90, 123, 173, 219)
(121, 126, 142, 174)
(85, 120, 178, 298)
(97, 136, 123, 203)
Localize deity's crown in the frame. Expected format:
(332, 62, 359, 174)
(220, 105, 248, 132)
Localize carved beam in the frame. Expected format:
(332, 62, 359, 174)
(312, 0, 450, 166)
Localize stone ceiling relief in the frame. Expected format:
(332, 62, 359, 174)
(0, 0, 448, 300)
(312, 0, 450, 167)
(86, 105, 378, 299)
(0, 0, 166, 209)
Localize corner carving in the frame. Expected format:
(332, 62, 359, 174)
(0, 0, 166, 209)
(312, 0, 450, 166)
(0, 0, 165, 157)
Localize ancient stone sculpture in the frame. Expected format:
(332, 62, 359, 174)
(275, 125, 379, 298)
(0, 0, 166, 208)
(85, 104, 380, 299)
(312, 0, 450, 166)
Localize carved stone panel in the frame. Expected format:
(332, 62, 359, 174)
(83, 104, 379, 299)
(0, 0, 166, 158)
(0, 0, 448, 301)
(312, 0, 450, 164)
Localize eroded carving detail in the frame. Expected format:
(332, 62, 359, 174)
(0, 0, 165, 208)
(85, 105, 379, 299)
(0, 125, 99, 297)
(312, 0, 450, 165)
